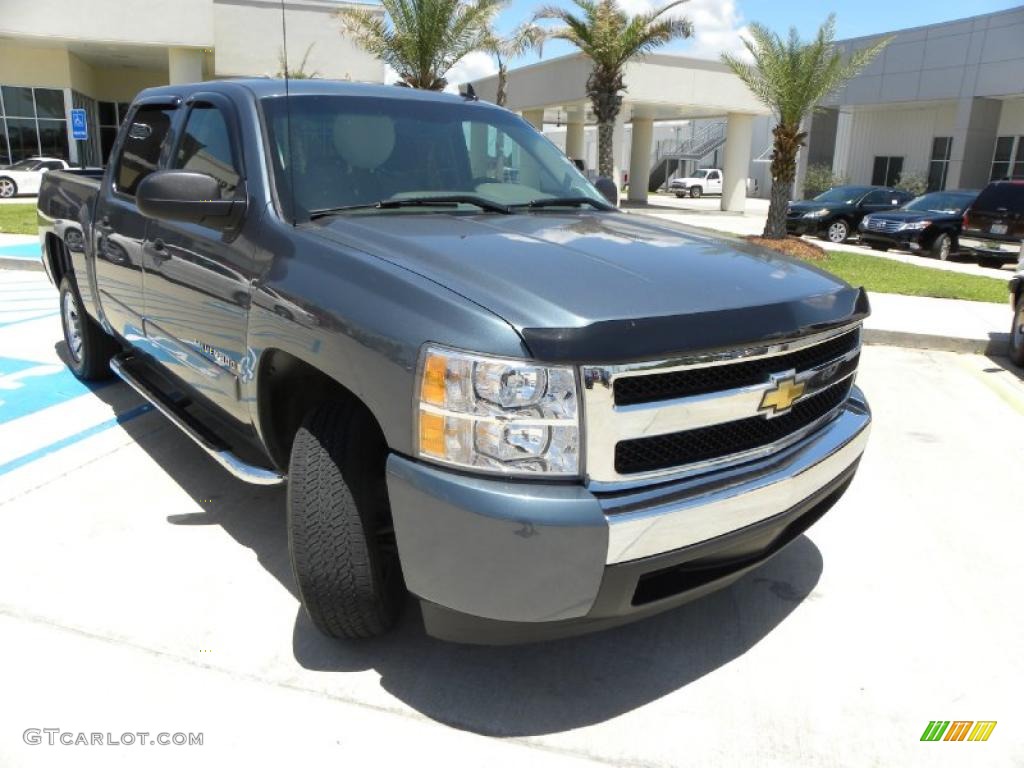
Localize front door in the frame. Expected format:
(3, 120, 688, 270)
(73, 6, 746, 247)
(141, 95, 254, 424)
(93, 101, 178, 341)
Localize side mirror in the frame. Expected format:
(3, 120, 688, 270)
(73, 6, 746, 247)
(137, 170, 245, 229)
(594, 176, 619, 206)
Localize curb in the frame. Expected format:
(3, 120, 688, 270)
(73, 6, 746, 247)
(863, 328, 1010, 356)
(0, 257, 43, 272)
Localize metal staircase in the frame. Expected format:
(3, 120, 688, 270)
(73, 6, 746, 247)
(648, 121, 728, 191)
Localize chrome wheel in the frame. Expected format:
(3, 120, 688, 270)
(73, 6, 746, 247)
(936, 234, 951, 261)
(62, 289, 83, 362)
(0, 178, 15, 198)
(827, 220, 848, 243)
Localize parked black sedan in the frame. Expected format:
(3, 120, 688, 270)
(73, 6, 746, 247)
(858, 190, 978, 260)
(787, 185, 914, 243)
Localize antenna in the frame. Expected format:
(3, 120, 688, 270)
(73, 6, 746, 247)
(280, 0, 296, 226)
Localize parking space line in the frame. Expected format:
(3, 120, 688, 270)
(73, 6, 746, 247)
(0, 402, 154, 477)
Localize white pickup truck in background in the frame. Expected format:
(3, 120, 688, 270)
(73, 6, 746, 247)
(668, 168, 758, 199)
(0, 157, 71, 198)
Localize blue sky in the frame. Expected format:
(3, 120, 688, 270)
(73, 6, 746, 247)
(442, 0, 1024, 83)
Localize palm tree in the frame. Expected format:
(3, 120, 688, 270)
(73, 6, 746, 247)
(485, 22, 544, 107)
(533, 0, 691, 181)
(276, 43, 319, 79)
(722, 15, 889, 238)
(338, 0, 503, 90)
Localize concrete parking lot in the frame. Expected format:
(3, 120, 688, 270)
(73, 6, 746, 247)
(1, 267, 1022, 767)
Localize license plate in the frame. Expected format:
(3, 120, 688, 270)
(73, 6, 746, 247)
(991, 223, 1008, 235)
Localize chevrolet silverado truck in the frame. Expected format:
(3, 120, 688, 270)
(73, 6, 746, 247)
(37, 80, 871, 644)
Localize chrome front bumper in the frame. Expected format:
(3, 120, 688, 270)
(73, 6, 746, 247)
(600, 386, 870, 563)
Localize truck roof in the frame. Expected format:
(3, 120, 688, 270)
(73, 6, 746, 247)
(135, 78, 499, 108)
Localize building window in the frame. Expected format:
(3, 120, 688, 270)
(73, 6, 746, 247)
(927, 137, 952, 192)
(991, 136, 1024, 181)
(872, 155, 903, 187)
(98, 101, 130, 163)
(0, 85, 70, 163)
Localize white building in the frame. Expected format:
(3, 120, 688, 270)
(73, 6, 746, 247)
(473, 5, 1024, 203)
(0, 0, 383, 165)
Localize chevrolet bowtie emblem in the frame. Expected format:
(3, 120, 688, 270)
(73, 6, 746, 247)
(759, 372, 805, 416)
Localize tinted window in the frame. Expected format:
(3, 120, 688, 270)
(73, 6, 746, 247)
(814, 186, 872, 203)
(863, 189, 900, 205)
(34, 89, 65, 119)
(973, 183, 1024, 212)
(173, 105, 240, 200)
(114, 104, 175, 197)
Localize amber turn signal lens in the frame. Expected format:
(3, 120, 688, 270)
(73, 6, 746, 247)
(418, 410, 445, 457)
(421, 352, 447, 406)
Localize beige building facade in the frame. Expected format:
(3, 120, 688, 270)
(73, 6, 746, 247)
(0, 0, 384, 165)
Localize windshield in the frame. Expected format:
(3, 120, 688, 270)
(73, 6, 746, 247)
(902, 192, 975, 214)
(813, 186, 873, 204)
(261, 95, 605, 220)
(8, 159, 42, 171)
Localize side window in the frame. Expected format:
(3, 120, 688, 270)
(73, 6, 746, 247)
(863, 190, 891, 205)
(114, 104, 175, 197)
(43, 161, 64, 170)
(708, 171, 720, 180)
(174, 104, 241, 200)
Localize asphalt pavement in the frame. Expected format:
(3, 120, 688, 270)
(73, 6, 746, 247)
(1, 268, 1022, 767)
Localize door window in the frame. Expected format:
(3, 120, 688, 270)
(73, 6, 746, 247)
(113, 104, 176, 197)
(173, 104, 241, 200)
(862, 189, 899, 206)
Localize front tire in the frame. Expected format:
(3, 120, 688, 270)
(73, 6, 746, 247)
(689, 186, 702, 198)
(1010, 296, 1024, 367)
(59, 276, 117, 380)
(931, 233, 952, 261)
(287, 402, 403, 639)
(822, 219, 849, 244)
(0, 177, 17, 198)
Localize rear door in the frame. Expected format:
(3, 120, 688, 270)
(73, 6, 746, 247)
(93, 99, 179, 340)
(141, 93, 254, 423)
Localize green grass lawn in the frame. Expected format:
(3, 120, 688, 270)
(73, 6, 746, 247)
(819, 251, 1009, 304)
(0, 204, 37, 235)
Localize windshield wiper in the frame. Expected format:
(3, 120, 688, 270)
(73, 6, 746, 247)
(518, 196, 614, 211)
(309, 195, 511, 219)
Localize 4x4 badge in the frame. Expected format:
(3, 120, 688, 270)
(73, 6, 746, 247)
(759, 371, 805, 417)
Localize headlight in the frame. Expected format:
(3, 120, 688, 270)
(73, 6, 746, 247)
(415, 345, 579, 477)
(804, 208, 830, 218)
(899, 220, 931, 231)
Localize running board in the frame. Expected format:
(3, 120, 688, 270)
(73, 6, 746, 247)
(110, 355, 285, 486)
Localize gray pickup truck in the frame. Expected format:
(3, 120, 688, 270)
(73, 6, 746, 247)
(38, 79, 871, 644)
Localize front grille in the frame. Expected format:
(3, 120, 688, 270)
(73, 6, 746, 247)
(614, 329, 860, 406)
(614, 379, 853, 475)
(866, 218, 901, 233)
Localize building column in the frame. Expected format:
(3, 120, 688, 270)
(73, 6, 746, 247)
(721, 112, 753, 213)
(946, 96, 1002, 189)
(168, 48, 204, 85)
(611, 113, 625, 190)
(627, 117, 654, 203)
(565, 119, 585, 164)
(832, 107, 854, 181)
(522, 109, 545, 131)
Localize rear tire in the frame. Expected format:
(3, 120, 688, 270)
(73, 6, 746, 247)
(689, 186, 702, 198)
(287, 401, 403, 639)
(58, 276, 117, 381)
(1010, 296, 1024, 367)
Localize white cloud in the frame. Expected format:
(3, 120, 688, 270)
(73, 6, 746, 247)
(444, 50, 498, 92)
(614, 0, 752, 62)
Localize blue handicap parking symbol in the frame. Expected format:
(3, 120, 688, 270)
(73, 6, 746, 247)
(71, 108, 88, 141)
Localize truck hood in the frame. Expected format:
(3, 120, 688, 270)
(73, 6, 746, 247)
(309, 211, 867, 362)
